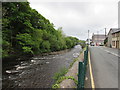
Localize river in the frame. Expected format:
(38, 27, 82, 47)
(2, 45, 82, 89)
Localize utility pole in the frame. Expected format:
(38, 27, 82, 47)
(88, 30, 90, 46)
(97, 31, 99, 46)
(105, 28, 106, 38)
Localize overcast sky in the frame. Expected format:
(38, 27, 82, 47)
(29, 0, 119, 40)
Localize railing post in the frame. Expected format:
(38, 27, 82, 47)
(78, 62, 84, 89)
(78, 46, 89, 89)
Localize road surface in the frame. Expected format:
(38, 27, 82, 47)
(89, 46, 119, 88)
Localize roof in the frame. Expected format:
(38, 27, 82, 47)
(111, 28, 120, 34)
(108, 28, 120, 34)
(92, 34, 106, 38)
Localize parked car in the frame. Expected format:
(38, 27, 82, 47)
(91, 43, 95, 46)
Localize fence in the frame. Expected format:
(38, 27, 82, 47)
(78, 46, 88, 89)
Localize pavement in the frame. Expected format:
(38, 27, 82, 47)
(59, 51, 84, 88)
(85, 46, 119, 88)
(84, 62, 92, 88)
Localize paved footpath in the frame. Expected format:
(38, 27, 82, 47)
(59, 51, 84, 88)
(85, 46, 119, 88)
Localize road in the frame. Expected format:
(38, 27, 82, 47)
(89, 46, 119, 88)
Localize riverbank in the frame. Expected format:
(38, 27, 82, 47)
(2, 48, 71, 62)
(3, 45, 82, 88)
(34, 49, 70, 56)
(52, 49, 84, 88)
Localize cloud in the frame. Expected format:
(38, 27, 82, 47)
(29, 0, 119, 40)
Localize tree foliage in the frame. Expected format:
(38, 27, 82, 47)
(2, 2, 80, 58)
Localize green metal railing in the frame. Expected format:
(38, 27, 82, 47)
(78, 46, 88, 89)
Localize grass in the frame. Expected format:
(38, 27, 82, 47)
(52, 67, 68, 81)
(52, 76, 78, 89)
(69, 57, 79, 69)
(52, 47, 86, 89)
(52, 67, 68, 89)
(52, 57, 79, 89)
(52, 84, 60, 89)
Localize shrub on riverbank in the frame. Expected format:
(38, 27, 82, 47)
(79, 40, 86, 49)
(52, 56, 80, 89)
(2, 2, 80, 58)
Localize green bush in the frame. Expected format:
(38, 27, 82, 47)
(2, 2, 80, 58)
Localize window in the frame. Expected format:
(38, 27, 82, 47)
(112, 33, 115, 38)
(116, 33, 119, 37)
(112, 41, 115, 46)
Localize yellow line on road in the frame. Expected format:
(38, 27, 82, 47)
(88, 51, 95, 90)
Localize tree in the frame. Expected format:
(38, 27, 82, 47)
(2, 2, 80, 58)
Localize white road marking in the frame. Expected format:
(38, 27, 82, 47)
(99, 47, 120, 58)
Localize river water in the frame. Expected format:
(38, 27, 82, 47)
(2, 45, 82, 89)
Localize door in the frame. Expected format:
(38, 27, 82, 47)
(116, 41, 119, 49)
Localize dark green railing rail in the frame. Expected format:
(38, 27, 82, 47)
(78, 46, 88, 89)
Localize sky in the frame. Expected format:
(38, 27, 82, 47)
(29, 0, 119, 40)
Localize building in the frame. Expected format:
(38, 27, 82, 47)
(92, 34, 106, 46)
(111, 28, 120, 49)
(107, 28, 117, 48)
(104, 36, 108, 46)
(105, 28, 120, 49)
(105, 2, 120, 49)
(106, 2, 120, 49)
